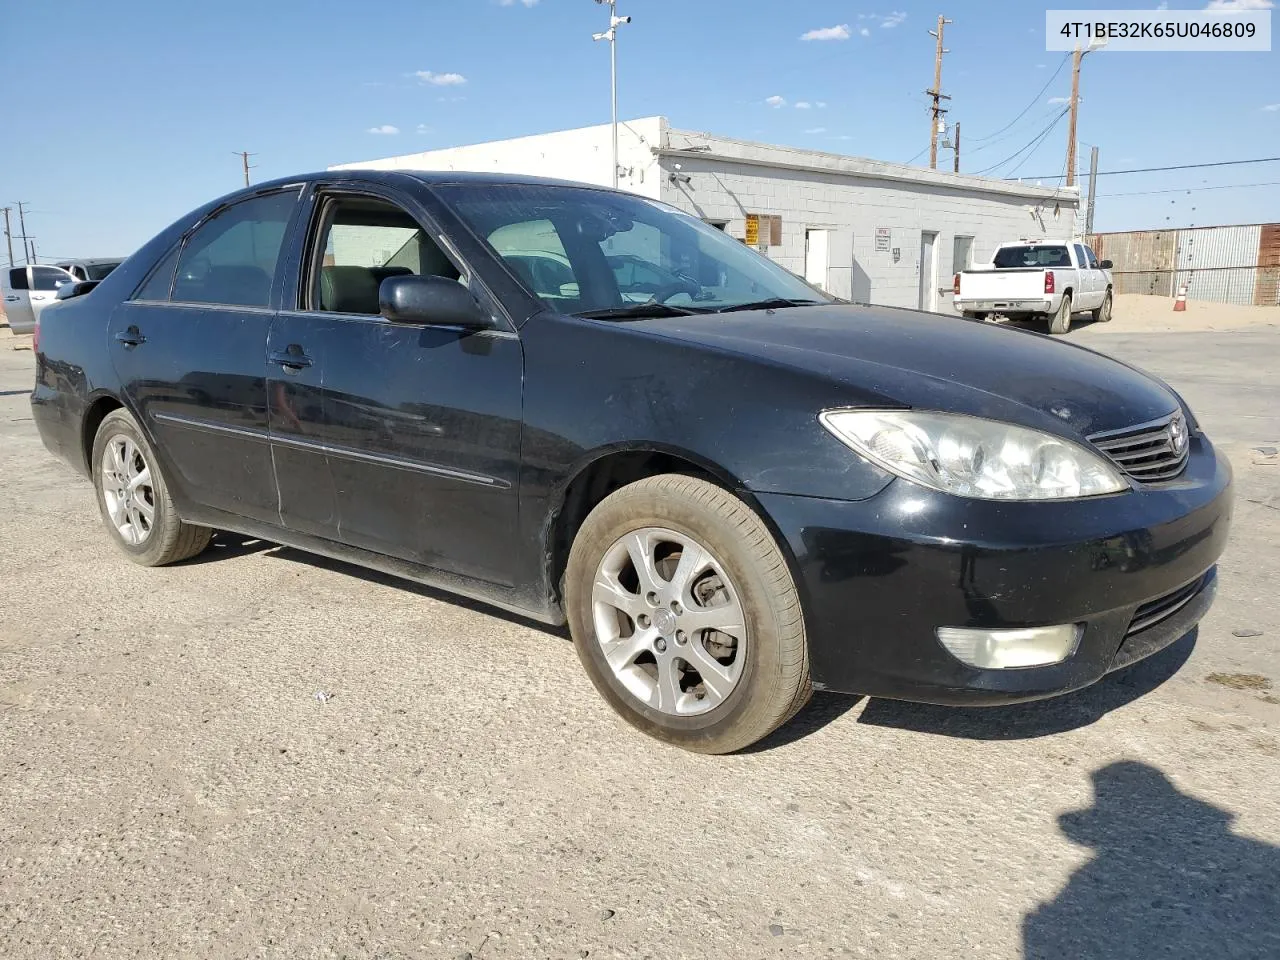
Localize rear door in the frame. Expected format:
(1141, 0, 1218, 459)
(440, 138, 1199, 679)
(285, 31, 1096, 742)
(3, 267, 35, 331)
(108, 187, 304, 524)
(268, 182, 524, 585)
(1073, 243, 1100, 308)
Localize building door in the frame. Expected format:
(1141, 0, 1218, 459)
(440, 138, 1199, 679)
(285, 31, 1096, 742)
(919, 231, 938, 311)
(805, 229, 830, 291)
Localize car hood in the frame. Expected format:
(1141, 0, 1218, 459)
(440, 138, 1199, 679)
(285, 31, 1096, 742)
(635, 304, 1180, 438)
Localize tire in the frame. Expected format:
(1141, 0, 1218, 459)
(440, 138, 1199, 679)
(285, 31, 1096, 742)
(1092, 290, 1113, 323)
(1048, 294, 1072, 335)
(564, 474, 811, 754)
(91, 409, 212, 566)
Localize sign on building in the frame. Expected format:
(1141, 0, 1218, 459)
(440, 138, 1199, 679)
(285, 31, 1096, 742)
(875, 227, 891, 253)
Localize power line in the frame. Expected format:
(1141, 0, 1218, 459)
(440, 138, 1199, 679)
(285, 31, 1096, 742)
(1006, 111, 1071, 177)
(1098, 180, 1280, 199)
(969, 52, 1072, 144)
(1014, 156, 1280, 181)
(972, 108, 1069, 176)
(965, 104, 1066, 157)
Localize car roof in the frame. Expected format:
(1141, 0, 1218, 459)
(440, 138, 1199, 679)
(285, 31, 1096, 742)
(248, 169, 626, 194)
(56, 257, 123, 266)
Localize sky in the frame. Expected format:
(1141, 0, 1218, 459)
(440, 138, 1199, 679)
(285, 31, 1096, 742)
(3, 0, 1278, 261)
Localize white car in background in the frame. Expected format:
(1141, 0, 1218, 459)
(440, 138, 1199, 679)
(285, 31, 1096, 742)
(2, 264, 76, 335)
(953, 240, 1114, 335)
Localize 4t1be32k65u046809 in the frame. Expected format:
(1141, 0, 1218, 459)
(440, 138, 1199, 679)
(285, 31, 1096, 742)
(30, 170, 1232, 753)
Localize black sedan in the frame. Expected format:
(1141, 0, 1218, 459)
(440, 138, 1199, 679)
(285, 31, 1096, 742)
(30, 171, 1232, 753)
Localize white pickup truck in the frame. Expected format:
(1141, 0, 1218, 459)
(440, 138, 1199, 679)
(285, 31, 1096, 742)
(953, 240, 1114, 335)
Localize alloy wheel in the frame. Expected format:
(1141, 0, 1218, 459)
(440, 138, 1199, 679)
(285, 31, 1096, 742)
(100, 435, 156, 545)
(591, 526, 747, 716)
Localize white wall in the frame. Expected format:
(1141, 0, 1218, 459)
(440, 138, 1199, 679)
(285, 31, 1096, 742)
(659, 156, 1078, 309)
(331, 117, 666, 199)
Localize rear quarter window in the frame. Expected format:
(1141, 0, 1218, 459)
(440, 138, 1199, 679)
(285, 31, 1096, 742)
(31, 266, 72, 291)
(7, 268, 28, 291)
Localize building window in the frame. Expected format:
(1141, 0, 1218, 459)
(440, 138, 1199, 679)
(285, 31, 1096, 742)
(952, 235, 974, 275)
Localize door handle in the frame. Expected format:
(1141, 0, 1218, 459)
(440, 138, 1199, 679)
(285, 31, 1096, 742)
(270, 346, 313, 370)
(114, 326, 146, 347)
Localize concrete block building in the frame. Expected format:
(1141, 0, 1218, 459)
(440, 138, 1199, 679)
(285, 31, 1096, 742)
(332, 117, 1079, 312)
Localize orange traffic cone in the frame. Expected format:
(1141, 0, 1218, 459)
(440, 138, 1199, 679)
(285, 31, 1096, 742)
(1173, 283, 1187, 312)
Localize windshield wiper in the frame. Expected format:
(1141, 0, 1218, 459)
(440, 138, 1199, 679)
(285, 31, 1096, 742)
(574, 302, 712, 320)
(714, 298, 826, 313)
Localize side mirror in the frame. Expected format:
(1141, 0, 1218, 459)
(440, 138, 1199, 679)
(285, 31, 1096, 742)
(56, 280, 100, 301)
(378, 274, 493, 329)
(1098, 259, 1113, 270)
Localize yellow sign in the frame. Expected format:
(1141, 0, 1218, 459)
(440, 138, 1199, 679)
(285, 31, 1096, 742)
(744, 215, 760, 246)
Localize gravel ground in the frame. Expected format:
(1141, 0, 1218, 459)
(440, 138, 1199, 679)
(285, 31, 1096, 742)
(1, 315, 1278, 960)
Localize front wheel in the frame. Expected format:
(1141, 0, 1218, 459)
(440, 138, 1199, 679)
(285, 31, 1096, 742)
(91, 409, 212, 566)
(1092, 290, 1113, 323)
(1048, 294, 1073, 335)
(564, 475, 811, 754)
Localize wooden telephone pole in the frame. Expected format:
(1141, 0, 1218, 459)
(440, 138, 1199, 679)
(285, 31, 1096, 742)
(15, 201, 30, 265)
(1065, 47, 1083, 187)
(2, 207, 13, 267)
(235, 151, 257, 187)
(927, 14, 952, 170)
(953, 122, 961, 174)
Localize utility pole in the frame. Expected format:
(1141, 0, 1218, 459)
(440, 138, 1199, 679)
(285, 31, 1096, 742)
(1064, 40, 1104, 188)
(27, 239, 36, 263)
(235, 151, 257, 187)
(15, 201, 30, 265)
(1084, 145, 1100, 236)
(953, 122, 961, 174)
(1065, 47, 1083, 187)
(592, 0, 632, 188)
(2, 207, 13, 267)
(927, 14, 952, 170)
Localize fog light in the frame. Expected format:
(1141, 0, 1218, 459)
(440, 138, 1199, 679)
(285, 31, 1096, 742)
(936, 624, 1083, 669)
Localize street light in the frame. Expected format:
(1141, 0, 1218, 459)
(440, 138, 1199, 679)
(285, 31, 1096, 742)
(592, 0, 631, 188)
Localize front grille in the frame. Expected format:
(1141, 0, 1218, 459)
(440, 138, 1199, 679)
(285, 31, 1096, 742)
(1089, 413, 1189, 483)
(1127, 575, 1206, 636)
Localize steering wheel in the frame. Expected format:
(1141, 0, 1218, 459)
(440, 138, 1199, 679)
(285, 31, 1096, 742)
(649, 277, 701, 304)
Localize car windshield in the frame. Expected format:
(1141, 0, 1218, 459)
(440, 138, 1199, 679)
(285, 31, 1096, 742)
(436, 183, 830, 316)
(85, 262, 122, 281)
(992, 245, 1072, 268)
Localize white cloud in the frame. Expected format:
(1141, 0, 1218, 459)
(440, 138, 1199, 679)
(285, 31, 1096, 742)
(816, 101, 828, 109)
(765, 95, 787, 108)
(367, 125, 400, 135)
(1156, 1, 1169, 8)
(1036, 62, 1047, 68)
(415, 70, 467, 86)
(795, 101, 813, 110)
(832, 135, 855, 141)
(416, 123, 431, 134)
(1263, 103, 1280, 111)
(1047, 96, 1070, 104)
(881, 11, 907, 27)
(804, 127, 828, 134)
(1204, 0, 1273, 9)
(801, 24, 851, 41)
(497, 0, 539, 6)
(859, 26, 871, 36)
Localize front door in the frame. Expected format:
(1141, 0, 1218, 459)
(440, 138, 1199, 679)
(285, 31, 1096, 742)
(3, 267, 35, 330)
(269, 187, 524, 586)
(919, 231, 938, 311)
(107, 188, 302, 524)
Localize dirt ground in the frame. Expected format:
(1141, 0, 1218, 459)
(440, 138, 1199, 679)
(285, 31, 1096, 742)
(2, 313, 1278, 960)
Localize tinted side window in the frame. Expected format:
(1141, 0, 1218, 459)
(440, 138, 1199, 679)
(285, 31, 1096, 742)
(1084, 246, 1100, 269)
(134, 246, 180, 301)
(173, 191, 298, 307)
(1073, 244, 1088, 268)
(8, 267, 28, 291)
(31, 266, 71, 291)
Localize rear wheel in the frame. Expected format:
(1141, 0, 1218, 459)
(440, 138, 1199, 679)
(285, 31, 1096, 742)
(564, 474, 810, 754)
(91, 409, 211, 566)
(1048, 294, 1073, 335)
(1092, 290, 1113, 323)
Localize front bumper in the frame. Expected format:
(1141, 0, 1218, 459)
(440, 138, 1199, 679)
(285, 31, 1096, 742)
(756, 436, 1233, 704)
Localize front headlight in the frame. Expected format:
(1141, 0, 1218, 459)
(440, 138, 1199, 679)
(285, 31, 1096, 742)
(819, 409, 1128, 501)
